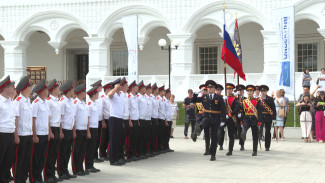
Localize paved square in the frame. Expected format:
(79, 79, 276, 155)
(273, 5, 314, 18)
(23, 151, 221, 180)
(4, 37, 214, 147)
(60, 127, 325, 183)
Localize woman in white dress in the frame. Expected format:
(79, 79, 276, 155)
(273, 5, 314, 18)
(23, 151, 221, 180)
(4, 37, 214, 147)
(318, 68, 325, 91)
(170, 94, 179, 138)
(295, 95, 313, 142)
(274, 90, 286, 141)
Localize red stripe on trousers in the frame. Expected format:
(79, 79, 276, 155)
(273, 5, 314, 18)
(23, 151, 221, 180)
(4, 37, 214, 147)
(71, 139, 76, 174)
(99, 127, 103, 157)
(57, 142, 61, 176)
(30, 143, 35, 183)
(14, 144, 19, 183)
(43, 143, 50, 181)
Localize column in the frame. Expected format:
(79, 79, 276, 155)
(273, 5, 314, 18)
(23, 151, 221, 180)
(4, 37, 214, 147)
(0, 41, 29, 82)
(84, 37, 112, 88)
(261, 30, 278, 74)
(317, 28, 325, 69)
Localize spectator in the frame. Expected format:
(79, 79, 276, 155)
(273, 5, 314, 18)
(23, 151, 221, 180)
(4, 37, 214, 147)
(298, 86, 315, 104)
(313, 91, 325, 143)
(318, 68, 325, 91)
(295, 95, 313, 142)
(302, 68, 312, 88)
(274, 90, 286, 141)
(170, 94, 179, 138)
(182, 89, 196, 139)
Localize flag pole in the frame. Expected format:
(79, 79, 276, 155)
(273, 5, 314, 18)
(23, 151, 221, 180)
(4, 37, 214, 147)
(223, 2, 227, 97)
(235, 12, 240, 86)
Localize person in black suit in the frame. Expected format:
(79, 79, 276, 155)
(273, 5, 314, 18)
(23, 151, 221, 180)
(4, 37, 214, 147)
(192, 80, 226, 161)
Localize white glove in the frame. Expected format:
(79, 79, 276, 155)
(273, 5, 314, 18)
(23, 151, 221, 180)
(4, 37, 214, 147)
(238, 113, 242, 118)
(223, 96, 228, 100)
(241, 124, 244, 128)
(220, 122, 225, 127)
(226, 115, 229, 119)
(194, 89, 203, 95)
(236, 91, 240, 95)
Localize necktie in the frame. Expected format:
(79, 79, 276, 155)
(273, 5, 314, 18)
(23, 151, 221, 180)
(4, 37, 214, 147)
(210, 94, 212, 100)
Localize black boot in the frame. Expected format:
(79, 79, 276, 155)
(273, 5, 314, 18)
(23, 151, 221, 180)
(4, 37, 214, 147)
(226, 151, 232, 156)
(210, 156, 216, 161)
(252, 151, 257, 156)
(204, 148, 210, 155)
(240, 145, 245, 151)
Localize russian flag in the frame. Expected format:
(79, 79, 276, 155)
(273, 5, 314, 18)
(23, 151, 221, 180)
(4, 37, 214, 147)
(221, 24, 246, 81)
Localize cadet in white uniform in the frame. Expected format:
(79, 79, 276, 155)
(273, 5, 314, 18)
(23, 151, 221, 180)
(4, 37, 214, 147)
(145, 84, 154, 157)
(157, 86, 167, 153)
(150, 83, 159, 155)
(137, 81, 148, 159)
(118, 78, 129, 159)
(0, 76, 16, 183)
(164, 89, 174, 152)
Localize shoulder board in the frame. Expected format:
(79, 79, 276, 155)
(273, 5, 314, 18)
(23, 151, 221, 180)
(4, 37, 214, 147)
(128, 94, 131, 98)
(101, 95, 105, 98)
(74, 100, 77, 104)
(46, 97, 51, 100)
(88, 102, 91, 105)
(16, 97, 21, 101)
(150, 96, 152, 98)
(164, 99, 166, 101)
(136, 94, 139, 97)
(157, 97, 159, 100)
(34, 99, 39, 103)
(60, 98, 64, 102)
(118, 91, 121, 94)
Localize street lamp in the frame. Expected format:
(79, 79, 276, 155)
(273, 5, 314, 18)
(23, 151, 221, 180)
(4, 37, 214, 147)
(158, 38, 180, 89)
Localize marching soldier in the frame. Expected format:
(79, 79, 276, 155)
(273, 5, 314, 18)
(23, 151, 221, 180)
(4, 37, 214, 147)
(215, 84, 226, 151)
(236, 84, 246, 151)
(44, 79, 62, 182)
(145, 84, 154, 157)
(223, 83, 240, 156)
(240, 85, 263, 156)
(137, 81, 148, 159)
(157, 86, 167, 153)
(0, 76, 16, 183)
(30, 79, 53, 183)
(71, 83, 90, 176)
(13, 76, 33, 183)
(254, 85, 260, 98)
(128, 81, 140, 161)
(58, 80, 76, 180)
(164, 88, 174, 152)
(150, 83, 159, 155)
(192, 80, 226, 161)
(90, 80, 105, 163)
(259, 85, 276, 151)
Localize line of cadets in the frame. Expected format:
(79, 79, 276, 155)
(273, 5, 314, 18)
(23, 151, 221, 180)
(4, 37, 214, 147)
(0, 75, 174, 183)
(191, 80, 276, 161)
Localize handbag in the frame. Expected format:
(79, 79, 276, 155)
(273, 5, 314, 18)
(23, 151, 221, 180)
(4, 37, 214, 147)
(278, 107, 286, 118)
(316, 78, 319, 85)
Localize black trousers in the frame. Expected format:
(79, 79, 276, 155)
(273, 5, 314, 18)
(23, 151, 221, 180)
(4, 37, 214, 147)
(44, 127, 60, 180)
(226, 119, 236, 152)
(242, 117, 258, 151)
(204, 127, 210, 151)
(145, 120, 152, 154)
(151, 118, 158, 153)
(184, 117, 196, 136)
(108, 117, 123, 163)
(218, 127, 225, 147)
(128, 120, 139, 158)
(137, 120, 145, 156)
(72, 130, 87, 174)
(202, 117, 220, 156)
(122, 120, 129, 156)
(157, 119, 165, 151)
(58, 129, 73, 176)
(85, 128, 98, 169)
(237, 117, 245, 145)
(14, 135, 33, 183)
(0, 133, 15, 183)
(264, 122, 272, 149)
(94, 121, 102, 159)
(164, 121, 172, 150)
(99, 119, 109, 158)
(29, 135, 48, 183)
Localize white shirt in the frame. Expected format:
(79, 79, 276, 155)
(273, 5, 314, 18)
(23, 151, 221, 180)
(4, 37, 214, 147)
(109, 92, 124, 119)
(102, 93, 111, 120)
(74, 98, 89, 130)
(151, 94, 159, 119)
(88, 100, 99, 128)
(138, 93, 147, 120)
(165, 98, 172, 121)
(0, 95, 16, 133)
(119, 91, 129, 120)
(96, 93, 104, 121)
(171, 102, 179, 117)
(47, 95, 61, 127)
(14, 95, 32, 136)
(32, 96, 51, 135)
(128, 93, 139, 120)
(157, 95, 166, 120)
(209, 94, 215, 99)
(145, 94, 152, 120)
(60, 95, 74, 130)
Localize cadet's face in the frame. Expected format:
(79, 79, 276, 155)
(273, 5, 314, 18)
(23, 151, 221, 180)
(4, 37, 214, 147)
(141, 87, 146, 93)
(122, 84, 128, 91)
(25, 86, 32, 96)
(202, 90, 208, 95)
(97, 86, 102, 92)
(247, 90, 254, 97)
(52, 87, 60, 96)
(240, 90, 245, 96)
(207, 87, 215, 94)
(166, 92, 171, 99)
(134, 86, 139, 92)
(215, 89, 222, 95)
(227, 89, 233, 95)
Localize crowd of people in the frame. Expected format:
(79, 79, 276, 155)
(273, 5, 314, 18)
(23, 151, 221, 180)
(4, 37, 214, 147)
(0, 75, 175, 183)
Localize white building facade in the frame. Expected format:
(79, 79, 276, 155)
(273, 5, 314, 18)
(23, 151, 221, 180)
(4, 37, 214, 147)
(0, 0, 325, 101)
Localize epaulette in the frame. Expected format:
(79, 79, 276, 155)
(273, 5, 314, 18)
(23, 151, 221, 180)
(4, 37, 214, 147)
(164, 99, 166, 101)
(16, 97, 21, 101)
(157, 97, 159, 100)
(101, 95, 105, 98)
(118, 91, 122, 94)
(74, 100, 77, 104)
(88, 102, 91, 105)
(128, 94, 131, 98)
(46, 97, 51, 100)
(60, 98, 64, 102)
(34, 99, 39, 103)
(137, 94, 139, 97)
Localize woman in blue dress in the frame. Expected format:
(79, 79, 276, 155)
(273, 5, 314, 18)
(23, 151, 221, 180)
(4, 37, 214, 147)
(274, 90, 286, 141)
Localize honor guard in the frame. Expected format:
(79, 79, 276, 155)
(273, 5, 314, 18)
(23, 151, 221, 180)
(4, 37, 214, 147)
(150, 83, 159, 155)
(259, 85, 276, 151)
(58, 80, 77, 180)
(145, 84, 154, 156)
(71, 84, 89, 176)
(44, 79, 62, 183)
(240, 85, 263, 156)
(254, 85, 261, 98)
(215, 84, 226, 150)
(108, 78, 126, 166)
(236, 84, 246, 151)
(0, 76, 16, 183)
(128, 80, 140, 161)
(30, 79, 52, 183)
(99, 81, 113, 161)
(157, 85, 167, 153)
(164, 88, 174, 152)
(13, 76, 33, 183)
(85, 86, 101, 173)
(137, 81, 148, 159)
(90, 80, 105, 163)
(223, 83, 240, 156)
(192, 80, 226, 161)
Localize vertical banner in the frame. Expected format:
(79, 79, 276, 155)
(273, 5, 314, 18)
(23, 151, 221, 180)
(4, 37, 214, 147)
(122, 15, 138, 82)
(274, 6, 295, 96)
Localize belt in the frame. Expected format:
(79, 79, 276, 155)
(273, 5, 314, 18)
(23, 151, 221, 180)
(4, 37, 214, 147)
(262, 112, 272, 115)
(245, 113, 255, 116)
(199, 111, 204, 114)
(204, 110, 221, 114)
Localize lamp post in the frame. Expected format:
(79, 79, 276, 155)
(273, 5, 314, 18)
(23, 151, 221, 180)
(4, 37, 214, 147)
(158, 38, 180, 89)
